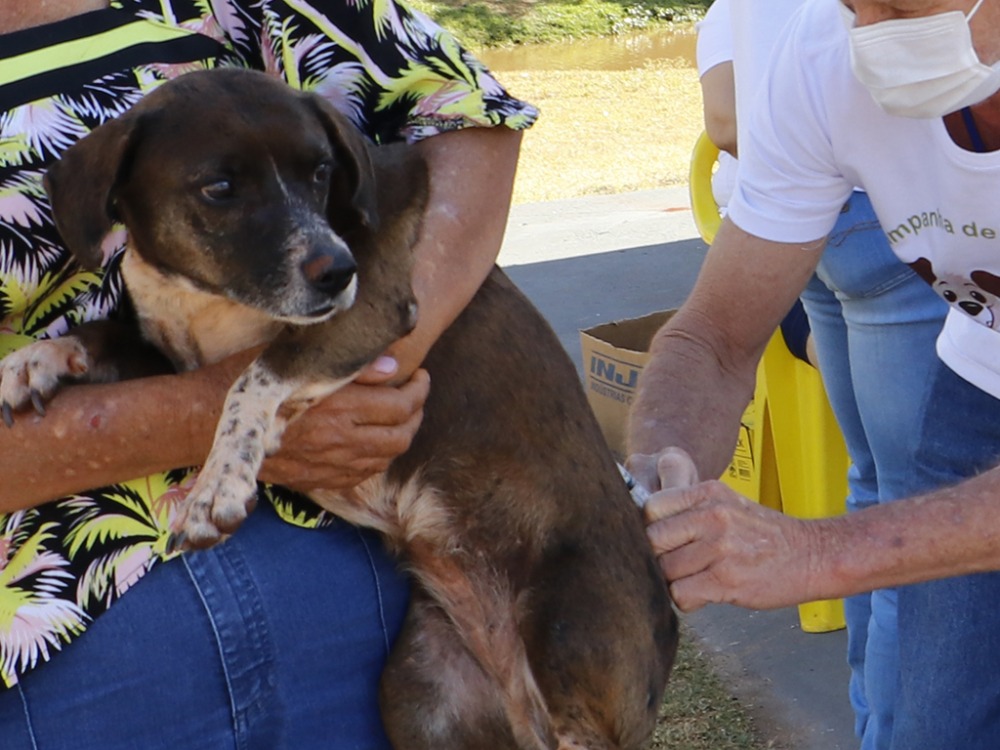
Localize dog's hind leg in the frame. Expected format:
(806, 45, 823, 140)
(381, 593, 556, 750)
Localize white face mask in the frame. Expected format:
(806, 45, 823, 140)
(842, 0, 1000, 118)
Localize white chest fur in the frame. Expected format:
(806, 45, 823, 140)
(121, 250, 282, 371)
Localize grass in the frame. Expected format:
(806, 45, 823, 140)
(413, 0, 708, 205)
(411, 0, 710, 48)
(652, 626, 784, 749)
(497, 61, 704, 204)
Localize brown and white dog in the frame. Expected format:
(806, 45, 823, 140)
(3, 69, 677, 750)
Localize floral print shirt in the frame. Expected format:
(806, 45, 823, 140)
(0, 0, 536, 688)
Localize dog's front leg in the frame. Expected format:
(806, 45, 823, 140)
(0, 321, 172, 426)
(169, 360, 354, 550)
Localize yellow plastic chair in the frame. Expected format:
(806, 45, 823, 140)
(688, 130, 723, 245)
(758, 336, 850, 632)
(688, 132, 849, 633)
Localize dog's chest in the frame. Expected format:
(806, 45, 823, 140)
(121, 250, 281, 371)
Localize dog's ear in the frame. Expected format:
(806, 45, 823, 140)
(971, 269, 1000, 298)
(43, 111, 143, 268)
(306, 95, 380, 231)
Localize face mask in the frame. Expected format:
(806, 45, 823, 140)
(843, 0, 1000, 118)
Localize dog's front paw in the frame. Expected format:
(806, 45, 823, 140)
(0, 337, 91, 426)
(168, 455, 259, 552)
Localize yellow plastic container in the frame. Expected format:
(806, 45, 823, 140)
(689, 132, 849, 633)
(758, 335, 849, 632)
(719, 374, 782, 512)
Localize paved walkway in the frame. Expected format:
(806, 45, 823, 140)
(499, 187, 857, 750)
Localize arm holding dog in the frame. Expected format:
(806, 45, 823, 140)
(378, 125, 522, 380)
(0, 108, 518, 510)
(0, 348, 428, 509)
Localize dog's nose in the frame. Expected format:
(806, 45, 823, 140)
(301, 252, 357, 296)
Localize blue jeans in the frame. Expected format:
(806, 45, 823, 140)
(0, 501, 410, 750)
(891, 363, 1000, 750)
(798, 192, 949, 750)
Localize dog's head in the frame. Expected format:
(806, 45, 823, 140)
(44, 68, 381, 323)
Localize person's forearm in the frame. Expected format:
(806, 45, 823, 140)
(818, 467, 1000, 599)
(627, 313, 757, 481)
(388, 125, 522, 377)
(628, 219, 823, 482)
(0, 354, 248, 510)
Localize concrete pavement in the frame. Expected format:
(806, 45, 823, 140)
(498, 186, 857, 750)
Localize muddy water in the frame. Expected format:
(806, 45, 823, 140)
(477, 25, 698, 72)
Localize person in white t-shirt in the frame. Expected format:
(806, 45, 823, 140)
(696, 0, 948, 750)
(694, 1, 949, 746)
(633, 0, 1000, 747)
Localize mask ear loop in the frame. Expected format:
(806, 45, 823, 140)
(968, 0, 986, 19)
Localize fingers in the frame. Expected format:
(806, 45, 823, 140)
(343, 368, 429, 426)
(353, 354, 402, 385)
(644, 481, 726, 554)
(669, 573, 723, 613)
(260, 369, 430, 492)
(657, 447, 699, 489)
(626, 446, 699, 495)
(643, 477, 712, 526)
(644, 480, 816, 612)
(647, 493, 746, 613)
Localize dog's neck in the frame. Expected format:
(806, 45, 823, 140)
(121, 248, 283, 372)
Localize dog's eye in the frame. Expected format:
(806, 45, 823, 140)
(312, 161, 332, 185)
(201, 179, 234, 203)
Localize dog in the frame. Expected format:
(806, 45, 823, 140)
(3, 68, 677, 750)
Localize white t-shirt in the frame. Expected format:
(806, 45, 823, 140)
(729, 0, 808, 152)
(696, 0, 807, 208)
(727, 0, 1000, 397)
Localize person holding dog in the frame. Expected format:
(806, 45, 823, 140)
(0, 1, 534, 747)
(630, 0, 1000, 747)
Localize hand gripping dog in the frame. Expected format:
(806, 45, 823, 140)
(6, 69, 678, 750)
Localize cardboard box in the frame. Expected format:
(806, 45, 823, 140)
(579, 310, 675, 461)
(579, 310, 772, 505)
